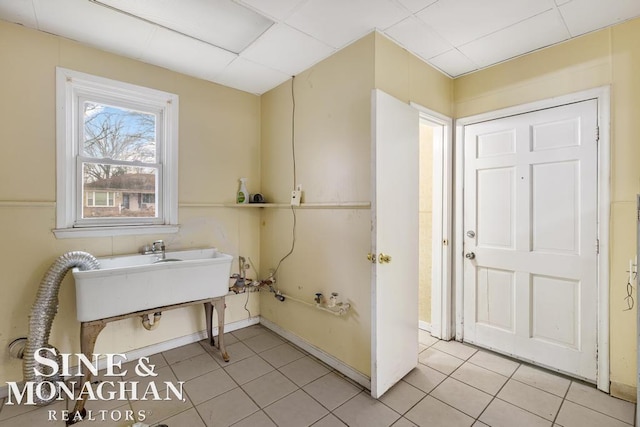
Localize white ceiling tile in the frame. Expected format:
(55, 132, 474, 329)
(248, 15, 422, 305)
(32, 0, 155, 58)
(0, 0, 37, 28)
(140, 26, 236, 81)
(417, 0, 557, 46)
(428, 49, 478, 76)
(215, 57, 291, 95)
(238, 0, 306, 21)
(96, 0, 273, 53)
(559, 0, 640, 36)
(555, 0, 572, 5)
(395, 0, 438, 14)
(459, 9, 570, 68)
(286, 0, 410, 48)
(384, 16, 452, 59)
(241, 23, 335, 75)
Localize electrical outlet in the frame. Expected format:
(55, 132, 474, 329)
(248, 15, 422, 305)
(291, 184, 302, 206)
(290, 190, 301, 206)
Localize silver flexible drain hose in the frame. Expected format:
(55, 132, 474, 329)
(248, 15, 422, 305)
(23, 251, 99, 405)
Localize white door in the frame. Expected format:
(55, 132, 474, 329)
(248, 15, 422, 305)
(463, 100, 598, 380)
(371, 89, 419, 398)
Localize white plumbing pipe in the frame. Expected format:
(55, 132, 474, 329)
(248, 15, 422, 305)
(271, 291, 351, 316)
(141, 312, 162, 330)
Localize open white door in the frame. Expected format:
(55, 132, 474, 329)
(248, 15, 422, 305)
(371, 89, 419, 398)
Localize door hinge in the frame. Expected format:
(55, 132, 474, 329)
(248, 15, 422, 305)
(596, 239, 600, 255)
(596, 126, 600, 142)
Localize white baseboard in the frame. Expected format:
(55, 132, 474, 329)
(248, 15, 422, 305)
(0, 316, 260, 399)
(259, 317, 371, 390)
(113, 316, 260, 367)
(419, 321, 431, 332)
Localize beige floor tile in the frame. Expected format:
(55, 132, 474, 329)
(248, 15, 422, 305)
(264, 390, 328, 427)
(418, 330, 439, 347)
(241, 370, 298, 408)
(126, 364, 180, 395)
(224, 355, 274, 385)
(431, 377, 492, 418)
(405, 395, 474, 427)
(303, 372, 361, 411)
(392, 417, 418, 426)
(432, 340, 478, 360)
(555, 400, 632, 427)
(479, 398, 551, 427)
(259, 343, 305, 368)
(333, 392, 400, 427)
(473, 422, 490, 427)
(196, 387, 259, 427)
(232, 324, 268, 341)
(279, 356, 331, 387)
(171, 352, 220, 382)
(418, 348, 464, 375)
(468, 350, 520, 377)
(232, 410, 277, 427)
(120, 353, 168, 380)
(512, 365, 571, 397)
(206, 341, 256, 366)
(163, 342, 207, 365)
(184, 369, 237, 406)
(379, 381, 425, 415)
(0, 398, 46, 421)
(451, 361, 508, 395)
(312, 413, 348, 426)
(565, 382, 635, 424)
(200, 332, 239, 348)
(158, 407, 206, 427)
(67, 385, 132, 413)
(402, 364, 446, 393)
(243, 332, 286, 353)
(130, 392, 193, 426)
(498, 379, 562, 421)
(0, 400, 67, 427)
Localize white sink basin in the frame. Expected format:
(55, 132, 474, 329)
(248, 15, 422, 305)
(72, 248, 233, 322)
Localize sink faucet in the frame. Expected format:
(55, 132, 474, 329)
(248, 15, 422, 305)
(151, 240, 166, 260)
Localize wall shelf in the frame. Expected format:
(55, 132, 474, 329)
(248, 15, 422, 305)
(223, 202, 371, 209)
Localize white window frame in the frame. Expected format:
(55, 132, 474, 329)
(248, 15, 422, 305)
(54, 67, 179, 238)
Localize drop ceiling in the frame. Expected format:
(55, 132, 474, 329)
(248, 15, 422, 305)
(1, 0, 639, 95)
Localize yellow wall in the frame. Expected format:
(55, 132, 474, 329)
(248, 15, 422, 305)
(0, 20, 262, 384)
(260, 34, 375, 376)
(259, 32, 452, 377)
(419, 123, 434, 324)
(453, 17, 640, 399)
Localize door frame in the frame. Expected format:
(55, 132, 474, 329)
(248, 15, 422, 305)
(411, 102, 454, 340)
(453, 86, 611, 392)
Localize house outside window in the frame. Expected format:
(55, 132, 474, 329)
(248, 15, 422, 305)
(55, 68, 179, 238)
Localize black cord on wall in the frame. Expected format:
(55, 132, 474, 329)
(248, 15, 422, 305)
(272, 76, 298, 277)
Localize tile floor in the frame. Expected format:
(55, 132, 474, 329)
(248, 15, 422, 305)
(0, 326, 635, 426)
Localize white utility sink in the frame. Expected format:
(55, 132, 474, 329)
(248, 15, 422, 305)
(72, 248, 233, 322)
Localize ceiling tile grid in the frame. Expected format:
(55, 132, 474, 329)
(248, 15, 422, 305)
(240, 23, 335, 76)
(458, 9, 571, 68)
(285, 0, 410, 48)
(1, 0, 640, 94)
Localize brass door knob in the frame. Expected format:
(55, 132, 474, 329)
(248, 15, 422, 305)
(367, 253, 377, 263)
(379, 253, 392, 264)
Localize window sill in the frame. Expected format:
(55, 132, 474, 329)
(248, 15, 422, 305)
(53, 224, 180, 239)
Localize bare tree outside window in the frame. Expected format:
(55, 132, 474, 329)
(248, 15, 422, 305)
(81, 102, 159, 219)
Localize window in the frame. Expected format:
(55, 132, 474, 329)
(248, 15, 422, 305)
(86, 191, 116, 207)
(55, 68, 179, 238)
